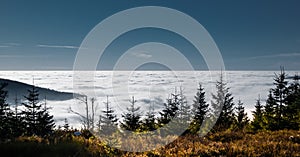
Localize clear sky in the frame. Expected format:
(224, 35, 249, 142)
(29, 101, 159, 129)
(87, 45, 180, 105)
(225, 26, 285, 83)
(0, 0, 300, 70)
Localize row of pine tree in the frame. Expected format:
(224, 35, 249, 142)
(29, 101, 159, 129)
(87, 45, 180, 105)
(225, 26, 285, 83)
(0, 84, 54, 140)
(0, 68, 299, 141)
(93, 68, 300, 136)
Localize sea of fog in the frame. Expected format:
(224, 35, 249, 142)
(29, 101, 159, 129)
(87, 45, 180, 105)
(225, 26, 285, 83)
(0, 71, 299, 128)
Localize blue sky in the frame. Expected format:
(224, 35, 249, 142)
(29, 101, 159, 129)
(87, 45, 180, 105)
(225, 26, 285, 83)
(0, 0, 300, 70)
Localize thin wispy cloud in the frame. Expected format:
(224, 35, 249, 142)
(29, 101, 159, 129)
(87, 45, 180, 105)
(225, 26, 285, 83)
(130, 51, 152, 59)
(37, 44, 80, 49)
(0, 54, 27, 58)
(249, 52, 300, 59)
(5, 43, 20, 46)
(0, 42, 20, 48)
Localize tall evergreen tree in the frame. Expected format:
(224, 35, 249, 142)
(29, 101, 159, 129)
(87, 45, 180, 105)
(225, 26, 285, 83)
(0, 83, 11, 139)
(190, 83, 209, 133)
(37, 97, 55, 136)
(120, 96, 142, 132)
(234, 99, 249, 130)
(158, 98, 172, 126)
(141, 102, 157, 132)
(170, 87, 191, 135)
(22, 83, 54, 136)
(22, 84, 41, 135)
(251, 96, 264, 131)
(264, 90, 277, 130)
(176, 87, 191, 125)
(158, 93, 179, 127)
(211, 72, 235, 132)
(271, 67, 288, 129)
(99, 96, 118, 135)
(157, 89, 182, 136)
(284, 74, 300, 129)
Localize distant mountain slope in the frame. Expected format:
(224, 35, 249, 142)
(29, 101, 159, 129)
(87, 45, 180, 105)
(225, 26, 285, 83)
(0, 78, 78, 104)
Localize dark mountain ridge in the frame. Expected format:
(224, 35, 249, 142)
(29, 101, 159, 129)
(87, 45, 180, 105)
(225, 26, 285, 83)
(0, 78, 79, 104)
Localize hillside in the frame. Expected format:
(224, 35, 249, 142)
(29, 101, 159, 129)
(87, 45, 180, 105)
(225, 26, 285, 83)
(0, 130, 299, 156)
(0, 78, 79, 103)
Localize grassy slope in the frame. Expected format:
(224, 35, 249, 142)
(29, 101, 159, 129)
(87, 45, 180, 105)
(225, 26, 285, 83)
(0, 130, 299, 157)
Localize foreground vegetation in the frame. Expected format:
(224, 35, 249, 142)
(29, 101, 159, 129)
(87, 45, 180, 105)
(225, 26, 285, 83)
(0, 67, 299, 156)
(0, 130, 299, 156)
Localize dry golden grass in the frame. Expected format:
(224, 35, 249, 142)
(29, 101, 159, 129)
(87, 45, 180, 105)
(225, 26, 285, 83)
(0, 130, 299, 156)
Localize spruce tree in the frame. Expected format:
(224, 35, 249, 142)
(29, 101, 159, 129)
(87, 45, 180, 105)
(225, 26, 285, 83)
(37, 97, 55, 136)
(141, 102, 157, 132)
(284, 74, 300, 129)
(271, 67, 288, 129)
(235, 99, 249, 130)
(177, 87, 191, 125)
(157, 90, 181, 136)
(211, 72, 235, 132)
(158, 98, 173, 126)
(251, 96, 264, 131)
(190, 83, 209, 133)
(290, 96, 300, 129)
(22, 84, 41, 135)
(264, 90, 277, 130)
(22, 83, 54, 136)
(120, 96, 142, 132)
(171, 87, 191, 135)
(0, 83, 11, 139)
(99, 96, 118, 135)
(158, 94, 179, 127)
(263, 68, 290, 130)
(142, 103, 156, 132)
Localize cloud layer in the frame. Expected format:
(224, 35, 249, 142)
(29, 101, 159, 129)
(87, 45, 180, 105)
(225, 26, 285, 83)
(1, 70, 299, 126)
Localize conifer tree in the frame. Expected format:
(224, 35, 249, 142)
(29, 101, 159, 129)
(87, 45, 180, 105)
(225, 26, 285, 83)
(157, 90, 181, 136)
(99, 96, 118, 135)
(190, 83, 209, 133)
(22, 83, 54, 136)
(264, 90, 277, 130)
(177, 87, 191, 125)
(271, 67, 288, 129)
(141, 102, 157, 132)
(171, 87, 191, 135)
(251, 96, 264, 131)
(211, 72, 235, 132)
(284, 74, 300, 129)
(0, 83, 11, 139)
(235, 99, 249, 130)
(263, 68, 290, 130)
(120, 96, 142, 132)
(37, 97, 55, 136)
(158, 91, 180, 127)
(22, 84, 41, 135)
(158, 98, 173, 126)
